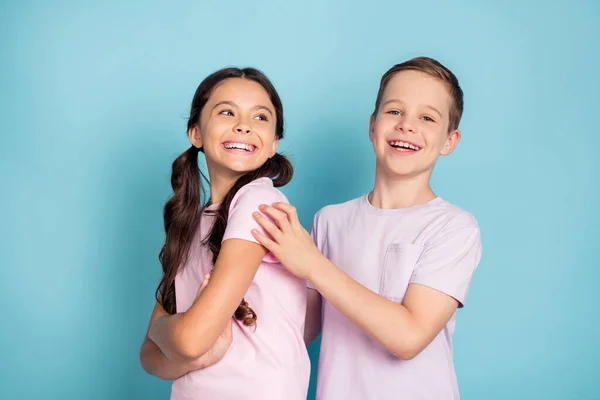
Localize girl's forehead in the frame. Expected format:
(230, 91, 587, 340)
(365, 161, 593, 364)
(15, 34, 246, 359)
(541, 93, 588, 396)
(209, 78, 272, 103)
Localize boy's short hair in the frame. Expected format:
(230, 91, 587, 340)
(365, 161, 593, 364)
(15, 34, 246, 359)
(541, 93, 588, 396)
(372, 56, 464, 131)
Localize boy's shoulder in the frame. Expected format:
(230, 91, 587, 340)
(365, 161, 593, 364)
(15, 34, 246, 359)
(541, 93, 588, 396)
(312, 195, 480, 233)
(434, 198, 480, 231)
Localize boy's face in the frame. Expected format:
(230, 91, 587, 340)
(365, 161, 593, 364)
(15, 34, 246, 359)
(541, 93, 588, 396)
(369, 70, 461, 179)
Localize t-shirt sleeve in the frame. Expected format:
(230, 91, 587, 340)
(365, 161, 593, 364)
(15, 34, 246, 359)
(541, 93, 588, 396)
(222, 183, 287, 263)
(409, 214, 482, 307)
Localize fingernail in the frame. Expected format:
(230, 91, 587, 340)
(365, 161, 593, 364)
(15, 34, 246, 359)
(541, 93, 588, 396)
(252, 212, 260, 218)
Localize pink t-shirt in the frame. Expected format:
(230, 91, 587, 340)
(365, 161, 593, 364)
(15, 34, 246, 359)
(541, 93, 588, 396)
(310, 194, 482, 400)
(171, 177, 310, 400)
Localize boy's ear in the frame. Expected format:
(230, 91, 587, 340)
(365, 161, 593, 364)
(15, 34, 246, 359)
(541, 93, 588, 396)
(441, 129, 461, 156)
(188, 125, 203, 149)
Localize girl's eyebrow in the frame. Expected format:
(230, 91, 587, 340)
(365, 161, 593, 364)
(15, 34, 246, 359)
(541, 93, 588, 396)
(254, 105, 274, 117)
(212, 100, 237, 111)
(213, 101, 273, 117)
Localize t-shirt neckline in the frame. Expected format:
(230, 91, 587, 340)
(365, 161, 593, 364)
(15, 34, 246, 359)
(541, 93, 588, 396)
(360, 193, 444, 215)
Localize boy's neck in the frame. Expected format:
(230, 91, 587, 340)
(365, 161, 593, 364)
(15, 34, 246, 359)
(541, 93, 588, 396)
(369, 167, 437, 209)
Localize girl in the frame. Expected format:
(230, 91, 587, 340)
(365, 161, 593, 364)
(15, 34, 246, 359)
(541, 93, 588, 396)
(139, 67, 310, 400)
(252, 57, 482, 400)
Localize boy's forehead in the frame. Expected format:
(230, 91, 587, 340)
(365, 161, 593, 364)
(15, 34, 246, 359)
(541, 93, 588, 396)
(382, 71, 451, 111)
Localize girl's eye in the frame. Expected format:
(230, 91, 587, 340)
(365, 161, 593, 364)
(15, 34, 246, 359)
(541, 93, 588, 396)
(422, 116, 435, 122)
(387, 110, 401, 116)
(254, 114, 268, 121)
(219, 109, 234, 116)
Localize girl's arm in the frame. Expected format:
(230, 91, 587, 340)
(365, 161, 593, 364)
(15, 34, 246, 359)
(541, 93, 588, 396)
(149, 239, 266, 361)
(140, 276, 232, 379)
(252, 203, 481, 360)
(304, 288, 322, 346)
(140, 302, 198, 380)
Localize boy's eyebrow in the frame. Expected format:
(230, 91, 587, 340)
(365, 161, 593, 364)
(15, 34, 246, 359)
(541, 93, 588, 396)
(382, 99, 402, 108)
(213, 101, 273, 117)
(383, 99, 443, 119)
(424, 105, 443, 119)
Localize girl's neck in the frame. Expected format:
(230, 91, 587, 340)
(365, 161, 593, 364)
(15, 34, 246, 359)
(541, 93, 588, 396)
(207, 165, 242, 205)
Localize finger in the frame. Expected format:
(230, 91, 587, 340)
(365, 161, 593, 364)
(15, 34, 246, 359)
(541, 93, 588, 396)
(271, 202, 300, 226)
(257, 205, 292, 232)
(251, 228, 279, 252)
(252, 212, 284, 242)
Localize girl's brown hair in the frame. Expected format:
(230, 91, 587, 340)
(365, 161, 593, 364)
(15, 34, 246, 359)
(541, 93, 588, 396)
(156, 67, 293, 327)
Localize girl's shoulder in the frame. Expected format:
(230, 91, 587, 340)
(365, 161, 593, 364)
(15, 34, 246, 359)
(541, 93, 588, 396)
(230, 177, 289, 211)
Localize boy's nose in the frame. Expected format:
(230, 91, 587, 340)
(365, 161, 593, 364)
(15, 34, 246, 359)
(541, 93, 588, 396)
(397, 118, 416, 133)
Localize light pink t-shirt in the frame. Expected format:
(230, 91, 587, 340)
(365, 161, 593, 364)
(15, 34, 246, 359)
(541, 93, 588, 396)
(310, 194, 482, 400)
(171, 177, 310, 400)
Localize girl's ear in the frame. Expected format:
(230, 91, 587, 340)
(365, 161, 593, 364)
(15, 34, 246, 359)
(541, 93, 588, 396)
(188, 125, 203, 148)
(270, 137, 279, 158)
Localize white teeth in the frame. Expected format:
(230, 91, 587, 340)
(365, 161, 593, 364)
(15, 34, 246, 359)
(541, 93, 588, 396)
(224, 142, 254, 151)
(390, 141, 420, 151)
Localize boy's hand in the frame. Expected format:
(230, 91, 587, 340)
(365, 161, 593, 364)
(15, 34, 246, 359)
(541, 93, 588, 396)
(251, 203, 324, 281)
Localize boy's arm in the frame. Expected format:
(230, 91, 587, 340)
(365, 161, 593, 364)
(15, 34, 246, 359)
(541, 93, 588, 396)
(307, 259, 457, 359)
(252, 203, 481, 360)
(303, 215, 323, 346)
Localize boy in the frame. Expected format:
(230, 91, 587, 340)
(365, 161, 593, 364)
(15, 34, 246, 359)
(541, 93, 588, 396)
(252, 56, 482, 400)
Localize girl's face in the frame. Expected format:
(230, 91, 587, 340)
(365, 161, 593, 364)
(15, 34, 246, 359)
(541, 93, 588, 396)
(188, 78, 279, 180)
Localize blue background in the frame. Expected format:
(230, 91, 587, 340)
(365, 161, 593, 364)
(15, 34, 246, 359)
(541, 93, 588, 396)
(1, 1, 598, 399)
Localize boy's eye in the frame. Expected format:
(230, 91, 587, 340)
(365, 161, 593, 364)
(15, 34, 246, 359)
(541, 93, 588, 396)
(422, 116, 435, 122)
(219, 109, 234, 116)
(254, 114, 268, 121)
(387, 110, 401, 115)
